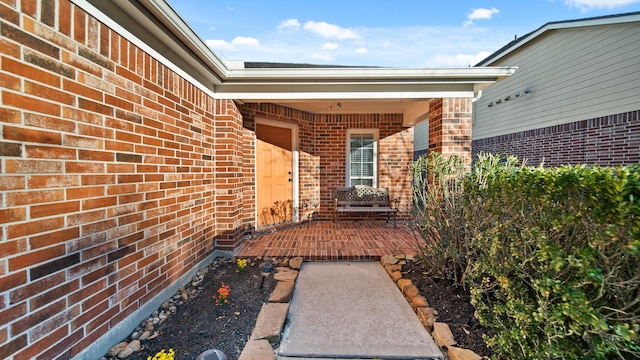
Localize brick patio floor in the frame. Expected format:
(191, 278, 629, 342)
(235, 220, 424, 260)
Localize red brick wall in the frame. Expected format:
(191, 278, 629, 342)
(0, 1, 243, 358)
(428, 98, 473, 166)
(0, 1, 416, 358)
(472, 110, 640, 166)
(314, 114, 412, 220)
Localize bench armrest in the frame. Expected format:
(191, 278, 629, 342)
(392, 198, 400, 208)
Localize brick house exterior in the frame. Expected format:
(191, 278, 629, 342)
(0, 1, 514, 358)
(473, 12, 640, 166)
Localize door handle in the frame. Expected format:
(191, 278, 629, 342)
(288, 178, 292, 182)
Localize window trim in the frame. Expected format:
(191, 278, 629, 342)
(345, 129, 379, 187)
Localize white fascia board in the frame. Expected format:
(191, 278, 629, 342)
(223, 67, 517, 82)
(140, 0, 232, 76)
(482, 13, 640, 65)
(213, 91, 475, 100)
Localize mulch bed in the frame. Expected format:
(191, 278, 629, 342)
(105, 257, 493, 360)
(401, 261, 495, 358)
(106, 258, 276, 360)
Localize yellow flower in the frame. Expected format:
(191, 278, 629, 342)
(149, 349, 174, 360)
(237, 258, 248, 272)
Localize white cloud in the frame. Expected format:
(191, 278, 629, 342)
(322, 42, 339, 50)
(565, 0, 640, 11)
(203, 23, 519, 68)
(453, 51, 493, 66)
(277, 19, 301, 31)
(205, 36, 260, 51)
(465, 7, 500, 26)
(303, 21, 359, 39)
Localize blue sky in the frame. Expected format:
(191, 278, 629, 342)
(167, 0, 640, 67)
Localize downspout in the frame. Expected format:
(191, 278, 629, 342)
(472, 90, 483, 102)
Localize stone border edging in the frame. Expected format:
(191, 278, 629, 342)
(381, 255, 484, 360)
(238, 256, 303, 360)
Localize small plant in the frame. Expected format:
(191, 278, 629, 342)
(147, 348, 174, 360)
(214, 284, 230, 305)
(236, 258, 247, 273)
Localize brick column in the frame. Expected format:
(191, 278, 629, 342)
(213, 99, 246, 252)
(428, 98, 473, 166)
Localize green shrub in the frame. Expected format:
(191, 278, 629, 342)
(410, 152, 522, 286)
(410, 152, 471, 285)
(467, 159, 640, 359)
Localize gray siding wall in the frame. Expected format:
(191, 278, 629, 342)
(473, 22, 640, 140)
(413, 120, 429, 153)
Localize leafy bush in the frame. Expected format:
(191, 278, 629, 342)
(410, 152, 471, 285)
(467, 158, 640, 359)
(410, 152, 522, 286)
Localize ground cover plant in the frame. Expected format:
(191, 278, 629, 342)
(411, 152, 640, 359)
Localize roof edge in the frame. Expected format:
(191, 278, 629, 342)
(476, 11, 640, 66)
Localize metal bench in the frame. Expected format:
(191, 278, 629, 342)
(333, 185, 399, 227)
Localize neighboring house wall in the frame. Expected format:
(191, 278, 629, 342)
(473, 21, 640, 165)
(0, 1, 245, 358)
(474, 110, 640, 166)
(413, 120, 429, 159)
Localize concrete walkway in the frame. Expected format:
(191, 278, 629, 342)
(277, 262, 443, 359)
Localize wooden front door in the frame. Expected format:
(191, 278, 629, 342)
(256, 123, 293, 227)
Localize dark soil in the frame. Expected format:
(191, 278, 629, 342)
(402, 261, 495, 358)
(108, 258, 276, 360)
(107, 257, 492, 360)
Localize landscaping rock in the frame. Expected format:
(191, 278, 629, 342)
(108, 342, 127, 357)
(274, 267, 298, 282)
(238, 339, 275, 360)
(251, 303, 289, 343)
(403, 284, 420, 298)
(397, 278, 412, 290)
(116, 340, 140, 358)
(433, 322, 457, 348)
(417, 307, 436, 331)
(384, 263, 402, 275)
(447, 346, 482, 360)
(381, 255, 398, 265)
(289, 256, 303, 270)
(390, 271, 402, 281)
(268, 280, 295, 303)
(409, 294, 428, 308)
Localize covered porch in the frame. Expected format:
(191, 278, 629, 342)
(236, 221, 424, 260)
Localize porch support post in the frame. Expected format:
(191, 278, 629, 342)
(427, 98, 473, 166)
(213, 99, 246, 253)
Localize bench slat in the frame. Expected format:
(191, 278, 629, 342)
(337, 207, 397, 213)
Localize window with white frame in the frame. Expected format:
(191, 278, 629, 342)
(346, 129, 378, 187)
